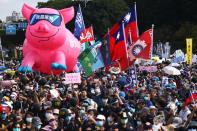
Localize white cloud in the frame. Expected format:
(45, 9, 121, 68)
(0, 0, 48, 21)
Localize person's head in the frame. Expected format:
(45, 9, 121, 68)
(149, 106, 157, 116)
(80, 89, 87, 99)
(53, 109, 59, 120)
(13, 123, 21, 131)
(43, 101, 52, 110)
(45, 108, 53, 120)
(120, 112, 128, 125)
(107, 112, 117, 125)
(137, 99, 146, 109)
(96, 114, 106, 127)
(65, 109, 75, 123)
(48, 117, 58, 130)
(32, 117, 42, 130)
(25, 112, 33, 123)
(87, 106, 96, 116)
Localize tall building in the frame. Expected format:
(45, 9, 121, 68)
(6, 11, 23, 22)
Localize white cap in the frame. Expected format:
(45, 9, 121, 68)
(53, 109, 59, 115)
(149, 106, 157, 110)
(96, 114, 105, 121)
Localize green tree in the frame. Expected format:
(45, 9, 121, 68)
(37, 0, 129, 38)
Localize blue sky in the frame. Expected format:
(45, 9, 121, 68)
(0, 0, 48, 21)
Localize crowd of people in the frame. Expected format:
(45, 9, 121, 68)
(0, 59, 196, 131)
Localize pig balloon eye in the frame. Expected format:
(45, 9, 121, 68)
(30, 13, 62, 26)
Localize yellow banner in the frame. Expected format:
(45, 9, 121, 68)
(186, 38, 192, 65)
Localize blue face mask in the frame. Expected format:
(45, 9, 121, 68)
(65, 116, 72, 122)
(144, 96, 149, 100)
(13, 128, 21, 131)
(36, 125, 42, 129)
(107, 117, 113, 123)
(96, 121, 104, 127)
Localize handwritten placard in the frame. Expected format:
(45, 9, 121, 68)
(139, 66, 158, 72)
(64, 73, 81, 84)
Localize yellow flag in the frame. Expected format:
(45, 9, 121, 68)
(186, 38, 192, 65)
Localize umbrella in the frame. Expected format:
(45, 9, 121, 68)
(169, 63, 180, 67)
(162, 66, 181, 75)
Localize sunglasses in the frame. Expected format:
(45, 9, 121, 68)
(30, 13, 62, 26)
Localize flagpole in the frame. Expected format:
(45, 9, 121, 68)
(151, 24, 154, 59)
(0, 37, 4, 66)
(91, 25, 95, 40)
(190, 90, 196, 105)
(129, 28, 133, 45)
(122, 21, 130, 69)
(134, 2, 139, 37)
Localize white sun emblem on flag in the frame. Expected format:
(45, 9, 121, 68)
(116, 32, 120, 40)
(131, 40, 146, 56)
(124, 12, 131, 23)
(132, 45, 143, 56)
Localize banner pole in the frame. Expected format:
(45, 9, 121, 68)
(151, 24, 154, 59)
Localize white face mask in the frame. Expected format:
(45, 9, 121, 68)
(102, 99, 108, 104)
(107, 117, 113, 123)
(26, 117, 32, 123)
(137, 121, 142, 126)
(45, 113, 52, 119)
(121, 118, 128, 124)
(36, 125, 41, 129)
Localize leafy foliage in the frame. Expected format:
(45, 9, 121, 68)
(1, 0, 197, 53)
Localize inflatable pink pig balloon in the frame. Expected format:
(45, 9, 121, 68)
(18, 3, 81, 74)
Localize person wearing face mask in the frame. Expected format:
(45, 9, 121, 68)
(95, 114, 106, 131)
(63, 109, 81, 131)
(43, 107, 53, 124)
(80, 89, 98, 110)
(32, 117, 43, 131)
(12, 123, 21, 131)
(41, 115, 58, 131)
(23, 112, 33, 131)
(117, 112, 133, 131)
(92, 85, 103, 106)
(106, 112, 118, 131)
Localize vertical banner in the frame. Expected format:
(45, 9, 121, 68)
(186, 38, 192, 65)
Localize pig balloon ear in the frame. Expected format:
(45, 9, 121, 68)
(22, 3, 36, 21)
(59, 6, 74, 24)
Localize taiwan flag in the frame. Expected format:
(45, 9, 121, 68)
(109, 23, 128, 71)
(105, 5, 138, 71)
(184, 91, 197, 107)
(128, 29, 153, 62)
(109, 5, 139, 44)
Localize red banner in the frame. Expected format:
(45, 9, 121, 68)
(80, 26, 94, 43)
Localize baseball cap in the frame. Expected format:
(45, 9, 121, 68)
(96, 114, 105, 121)
(53, 109, 59, 115)
(32, 117, 42, 126)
